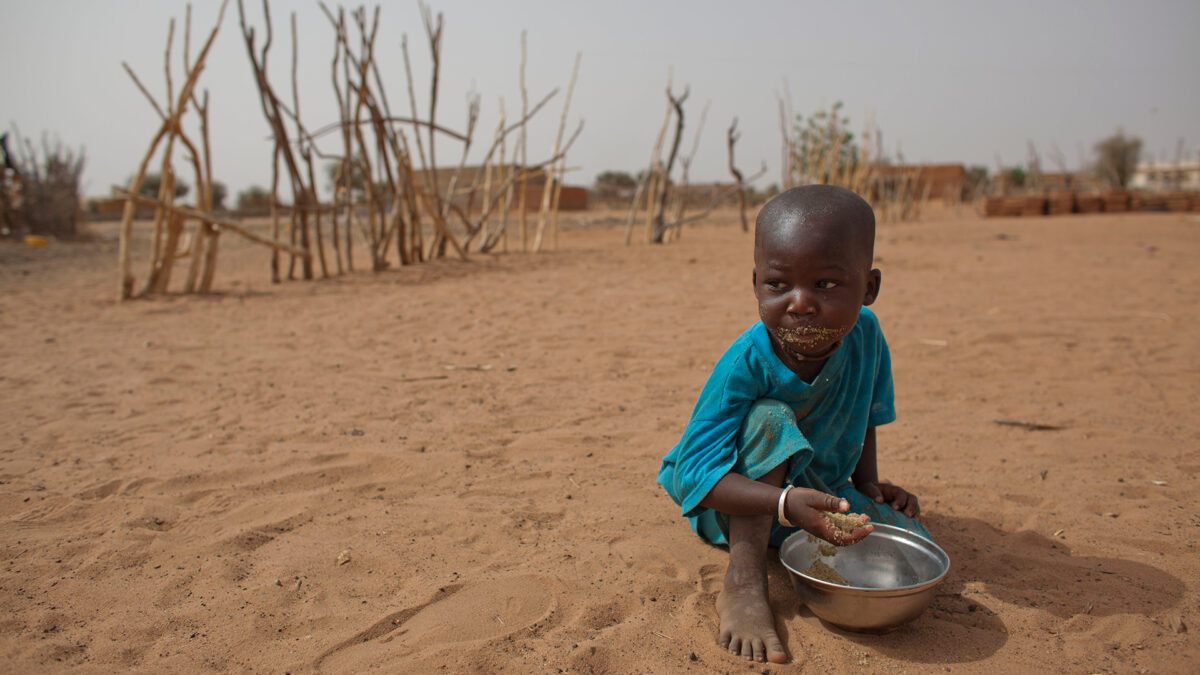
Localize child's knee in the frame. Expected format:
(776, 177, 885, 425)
(740, 399, 798, 449)
(734, 399, 798, 479)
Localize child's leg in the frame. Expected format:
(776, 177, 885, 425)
(838, 487, 932, 539)
(717, 461, 790, 664)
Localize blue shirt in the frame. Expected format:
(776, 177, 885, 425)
(657, 307, 896, 518)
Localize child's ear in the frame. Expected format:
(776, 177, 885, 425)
(751, 268, 758, 290)
(863, 269, 881, 306)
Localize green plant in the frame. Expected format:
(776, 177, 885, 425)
(790, 101, 862, 185)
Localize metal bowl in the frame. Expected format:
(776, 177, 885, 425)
(779, 523, 949, 632)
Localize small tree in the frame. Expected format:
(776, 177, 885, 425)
(137, 171, 190, 199)
(593, 170, 636, 200)
(236, 185, 271, 214)
(790, 101, 862, 185)
(325, 157, 368, 201)
(1003, 167, 1027, 188)
(964, 166, 989, 199)
(1093, 129, 1142, 187)
(212, 181, 228, 211)
(1, 130, 86, 238)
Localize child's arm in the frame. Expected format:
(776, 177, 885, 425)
(851, 427, 920, 517)
(699, 474, 873, 545)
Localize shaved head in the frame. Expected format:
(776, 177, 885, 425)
(755, 185, 877, 268)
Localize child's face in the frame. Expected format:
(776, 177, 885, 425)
(753, 217, 880, 364)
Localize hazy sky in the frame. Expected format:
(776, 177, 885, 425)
(4, 0, 1198, 199)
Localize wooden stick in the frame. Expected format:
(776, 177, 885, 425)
(550, 155, 565, 250)
(650, 86, 688, 243)
(118, 190, 312, 259)
(517, 31, 529, 251)
(661, 162, 767, 232)
(672, 99, 709, 234)
(533, 51, 581, 252)
(270, 146, 281, 282)
(118, 0, 228, 300)
(122, 63, 167, 121)
(631, 70, 673, 245)
(727, 117, 749, 232)
(195, 90, 221, 294)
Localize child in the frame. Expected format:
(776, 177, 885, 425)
(657, 185, 928, 664)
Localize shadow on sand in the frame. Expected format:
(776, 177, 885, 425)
(771, 511, 1184, 665)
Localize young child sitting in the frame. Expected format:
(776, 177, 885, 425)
(657, 185, 928, 664)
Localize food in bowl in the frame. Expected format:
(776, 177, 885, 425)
(779, 524, 950, 632)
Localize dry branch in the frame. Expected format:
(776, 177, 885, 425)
(118, 0, 229, 300)
(118, 190, 312, 259)
(532, 51, 581, 252)
(650, 86, 688, 244)
(727, 117, 749, 232)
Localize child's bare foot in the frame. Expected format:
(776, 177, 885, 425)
(716, 567, 788, 663)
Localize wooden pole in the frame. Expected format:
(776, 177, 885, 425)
(532, 51, 580, 253)
(651, 86, 688, 244)
(517, 31, 529, 252)
(728, 117, 749, 233)
(118, 0, 228, 300)
(118, 190, 312, 259)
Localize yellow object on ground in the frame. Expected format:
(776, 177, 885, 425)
(24, 235, 49, 248)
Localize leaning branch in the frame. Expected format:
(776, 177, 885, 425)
(117, 190, 312, 260)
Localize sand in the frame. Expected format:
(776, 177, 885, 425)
(2, 206, 1198, 672)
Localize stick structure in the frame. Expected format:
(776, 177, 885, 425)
(117, 0, 229, 300)
(117, 1, 581, 297)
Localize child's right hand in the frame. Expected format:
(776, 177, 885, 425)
(784, 488, 873, 545)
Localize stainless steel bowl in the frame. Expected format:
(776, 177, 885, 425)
(779, 523, 950, 632)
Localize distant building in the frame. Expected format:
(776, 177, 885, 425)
(413, 164, 586, 212)
(1131, 160, 1200, 191)
(869, 164, 966, 200)
(1033, 172, 1107, 193)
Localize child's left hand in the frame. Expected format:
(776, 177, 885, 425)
(858, 481, 920, 518)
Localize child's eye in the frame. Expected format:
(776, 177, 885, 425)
(816, 280, 839, 290)
(765, 280, 786, 291)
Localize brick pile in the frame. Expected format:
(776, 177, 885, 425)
(1047, 192, 1075, 215)
(1102, 190, 1130, 213)
(982, 189, 1198, 217)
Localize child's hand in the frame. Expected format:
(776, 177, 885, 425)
(785, 488, 873, 546)
(859, 481, 920, 518)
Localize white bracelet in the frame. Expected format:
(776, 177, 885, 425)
(777, 485, 796, 527)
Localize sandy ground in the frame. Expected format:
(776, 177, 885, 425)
(1, 206, 1198, 673)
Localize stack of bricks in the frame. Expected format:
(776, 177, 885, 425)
(1102, 190, 1130, 213)
(1164, 192, 1194, 212)
(983, 189, 1200, 217)
(982, 196, 1007, 216)
(1020, 195, 1047, 216)
(1047, 192, 1075, 215)
(1075, 193, 1103, 213)
(1131, 192, 1167, 211)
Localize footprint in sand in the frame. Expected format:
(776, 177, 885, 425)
(320, 574, 556, 670)
(390, 574, 553, 646)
